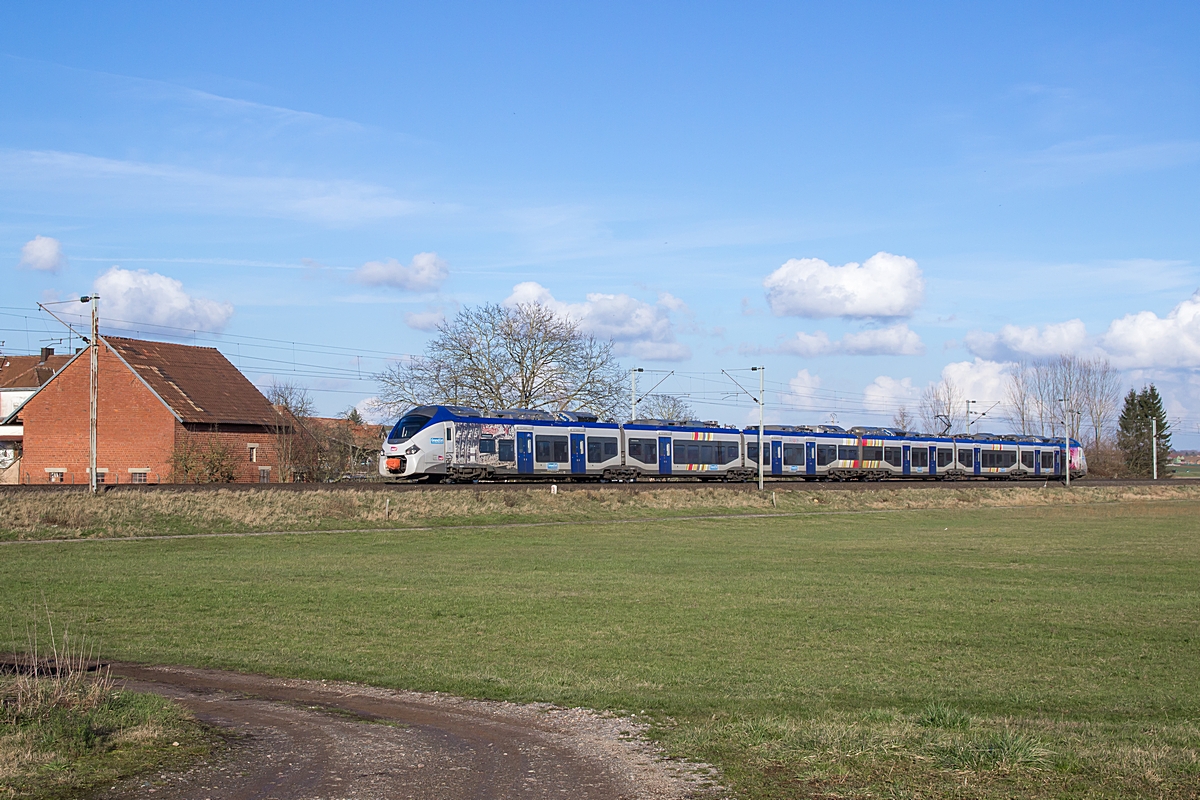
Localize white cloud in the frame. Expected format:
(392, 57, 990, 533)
(353, 252, 448, 291)
(94, 266, 234, 332)
(964, 320, 1088, 360)
(504, 282, 690, 361)
(763, 252, 925, 318)
(404, 310, 446, 331)
(18, 235, 67, 272)
(776, 323, 925, 357)
(1099, 290, 1200, 368)
(941, 358, 1011, 404)
(863, 376, 919, 414)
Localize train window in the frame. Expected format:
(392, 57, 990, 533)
(747, 443, 771, 464)
(958, 449, 973, 467)
(1042, 452, 1056, 469)
(628, 438, 657, 464)
(783, 444, 804, 465)
(981, 451, 1017, 468)
(718, 442, 740, 463)
(837, 445, 858, 461)
(535, 435, 569, 463)
(884, 447, 902, 467)
(387, 414, 430, 443)
(498, 439, 515, 462)
(1021, 452, 1034, 469)
(700, 444, 715, 464)
(862, 446, 883, 462)
(689, 443, 701, 463)
(587, 437, 618, 462)
(815, 444, 835, 466)
(479, 438, 497, 454)
(910, 448, 928, 468)
(937, 448, 954, 467)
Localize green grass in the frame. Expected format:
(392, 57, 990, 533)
(2, 498, 1198, 798)
(0, 673, 211, 798)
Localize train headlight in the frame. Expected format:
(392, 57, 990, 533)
(406, 445, 421, 455)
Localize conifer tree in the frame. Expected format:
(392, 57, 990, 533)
(1117, 385, 1170, 476)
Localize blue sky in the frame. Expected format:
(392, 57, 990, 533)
(3, 2, 1199, 443)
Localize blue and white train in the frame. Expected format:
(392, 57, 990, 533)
(380, 405, 1087, 482)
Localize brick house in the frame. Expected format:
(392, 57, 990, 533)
(2, 336, 290, 485)
(0, 348, 73, 483)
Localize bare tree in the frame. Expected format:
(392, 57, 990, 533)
(376, 303, 626, 420)
(1003, 356, 1111, 442)
(920, 377, 962, 435)
(637, 394, 694, 421)
(265, 380, 313, 482)
(1005, 362, 1037, 435)
(891, 406, 915, 431)
(1079, 356, 1123, 447)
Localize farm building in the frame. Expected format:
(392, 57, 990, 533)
(1, 336, 291, 485)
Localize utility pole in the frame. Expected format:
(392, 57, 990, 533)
(1062, 396, 1070, 489)
(630, 368, 643, 420)
(85, 295, 99, 493)
(752, 366, 764, 491)
(1152, 417, 1158, 480)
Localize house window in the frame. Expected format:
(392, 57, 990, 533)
(131, 471, 148, 484)
(248, 444, 258, 463)
(48, 471, 64, 483)
(259, 468, 271, 483)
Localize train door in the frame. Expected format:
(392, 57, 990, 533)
(929, 445, 938, 477)
(973, 446, 982, 476)
(517, 430, 533, 474)
(902, 444, 911, 476)
(771, 440, 783, 476)
(658, 435, 672, 476)
(570, 433, 586, 474)
(805, 441, 816, 476)
(1034, 448, 1041, 476)
(1054, 449, 1062, 476)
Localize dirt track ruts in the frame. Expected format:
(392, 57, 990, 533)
(100, 664, 723, 800)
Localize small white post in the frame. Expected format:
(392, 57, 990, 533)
(1063, 397, 1070, 489)
(1152, 417, 1158, 480)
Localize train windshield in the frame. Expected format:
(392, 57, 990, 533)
(387, 414, 431, 443)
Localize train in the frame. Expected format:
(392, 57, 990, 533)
(379, 405, 1087, 482)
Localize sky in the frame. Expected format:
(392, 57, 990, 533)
(3, 2, 1200, 444)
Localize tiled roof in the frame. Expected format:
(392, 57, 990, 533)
(0, 355, 73, 390)
(106, 337, 279, 426)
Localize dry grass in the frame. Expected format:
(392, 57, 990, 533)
(0, 616, 208, 797)
(3, 482, 1200, 541)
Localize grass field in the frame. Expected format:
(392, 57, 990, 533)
(2, 493, 1198, 798)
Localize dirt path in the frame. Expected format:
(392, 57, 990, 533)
(100, 664, 724, 800)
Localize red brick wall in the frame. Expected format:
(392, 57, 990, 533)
(17, 343, 283, 484)
(172, 426, 283, 483)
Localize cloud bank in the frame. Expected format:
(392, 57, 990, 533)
(764, 252, 924, 319)
(94, 266, 234, 332)
(965, 320, 1088, 360)
(775, 323, 925, 357)
(1100, 290, 1200, 369)
(505, 282, 690, 361)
